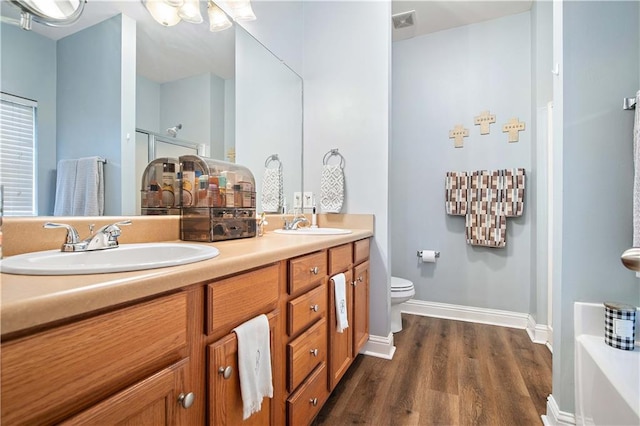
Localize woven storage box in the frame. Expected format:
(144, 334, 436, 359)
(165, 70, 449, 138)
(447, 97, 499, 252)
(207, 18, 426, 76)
(604, 302, 636, 351)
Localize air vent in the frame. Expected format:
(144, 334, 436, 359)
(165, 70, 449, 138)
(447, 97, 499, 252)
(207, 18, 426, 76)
(392, 10, 416, 30)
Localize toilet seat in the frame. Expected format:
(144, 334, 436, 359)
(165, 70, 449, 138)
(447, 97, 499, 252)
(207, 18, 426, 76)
(391, 277, 414, 292)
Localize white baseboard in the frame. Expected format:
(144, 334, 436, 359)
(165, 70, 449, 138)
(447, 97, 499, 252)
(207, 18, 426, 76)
(402, 299, 529, 329)
(402, 299, 551, 347)
(526, 314, 553, 349)
(360, 333, 396, 360)
(543, 394, 576, 425)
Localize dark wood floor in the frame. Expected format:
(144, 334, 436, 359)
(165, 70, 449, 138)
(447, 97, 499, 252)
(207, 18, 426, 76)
(313, 314, 552, 426)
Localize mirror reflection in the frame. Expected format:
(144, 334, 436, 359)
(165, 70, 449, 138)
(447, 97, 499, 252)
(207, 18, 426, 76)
(0, 0, 302, 217)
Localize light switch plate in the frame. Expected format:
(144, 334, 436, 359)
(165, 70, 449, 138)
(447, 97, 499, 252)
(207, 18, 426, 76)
(293, 192, 302, 209)
(303, 192, 314, 208)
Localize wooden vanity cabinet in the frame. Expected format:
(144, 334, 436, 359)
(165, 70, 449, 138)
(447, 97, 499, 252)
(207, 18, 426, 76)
(328, 239, 370, 391)
(283, 250, 330, 425)
(1, 291, 194, 426)
(208, 311, 280, 426)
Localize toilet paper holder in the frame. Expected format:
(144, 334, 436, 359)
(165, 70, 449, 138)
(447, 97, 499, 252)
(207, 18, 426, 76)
(417, 250, 440, 258)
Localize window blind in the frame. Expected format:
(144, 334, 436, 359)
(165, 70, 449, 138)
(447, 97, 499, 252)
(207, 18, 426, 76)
(0, 93, 37, 216)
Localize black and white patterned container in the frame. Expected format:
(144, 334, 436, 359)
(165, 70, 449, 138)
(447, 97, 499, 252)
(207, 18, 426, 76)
(604, 302, 636, 351)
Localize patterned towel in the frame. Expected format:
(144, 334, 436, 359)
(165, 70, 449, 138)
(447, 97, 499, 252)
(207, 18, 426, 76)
(261, 167, 282, 213)
(321, 164, 344, 213)
(445, 168, 525, 248)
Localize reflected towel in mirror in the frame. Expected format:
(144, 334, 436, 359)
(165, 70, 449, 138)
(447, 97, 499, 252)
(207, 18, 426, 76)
(53, 156, 104, 216)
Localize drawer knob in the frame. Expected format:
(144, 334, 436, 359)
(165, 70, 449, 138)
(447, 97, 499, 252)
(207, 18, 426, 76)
(310, 348, 319, 357)
(310, 266, 319, 275)
(310, 304, 319, 312)
(310, 398, 318, 406)
(177, 392, 195, 409)
(218, 366, 233, 380)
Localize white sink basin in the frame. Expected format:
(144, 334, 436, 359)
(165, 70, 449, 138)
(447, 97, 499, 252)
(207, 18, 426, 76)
(273, 227, 352, 236)
(0, 243, 220, 276)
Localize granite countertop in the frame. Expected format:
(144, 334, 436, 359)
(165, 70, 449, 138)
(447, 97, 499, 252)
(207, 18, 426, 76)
(0, 229, 372, 337)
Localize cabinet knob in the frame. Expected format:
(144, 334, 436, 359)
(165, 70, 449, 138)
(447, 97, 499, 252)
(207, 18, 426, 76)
(310, 266, 319, 275)
(351, 280, 357, 287)
(177, 392, 195, 409)
(310, 304, 319, 312)
(310, 348, 318, 357)
(358, 275, 364, 282)
(218, 366, 233, 380)
(310, 398, 318, 406)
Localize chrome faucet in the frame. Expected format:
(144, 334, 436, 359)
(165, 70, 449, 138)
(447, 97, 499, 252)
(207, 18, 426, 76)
(44, 220, 131, 252)
(283, 214, 310, 230)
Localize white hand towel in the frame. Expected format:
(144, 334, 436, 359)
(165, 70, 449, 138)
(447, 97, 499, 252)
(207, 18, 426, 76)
(332, 273, 349, 333)
(54, 159, 78, 216)
(233, 314, 273, 420)
(261, 167, 282, 213)
(321, 164, 344, 213)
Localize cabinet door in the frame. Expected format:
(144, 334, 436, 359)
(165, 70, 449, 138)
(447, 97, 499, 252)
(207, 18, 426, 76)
(60, 359, 189, 425)
(328, 269, 353, 391)
(352, 260, 370, 354)
(209, 312, 279, 426)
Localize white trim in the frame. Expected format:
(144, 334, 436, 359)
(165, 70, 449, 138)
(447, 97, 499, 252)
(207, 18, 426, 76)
(0, 92, 37, 107)
(543, 394, 576, 425)
(526, 314, 553, 349)
(360, 333, 396, 360)
(402, 299, 529, 330)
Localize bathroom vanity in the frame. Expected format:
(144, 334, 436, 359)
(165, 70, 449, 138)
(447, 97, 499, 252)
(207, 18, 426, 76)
(0, 215, 373, 425)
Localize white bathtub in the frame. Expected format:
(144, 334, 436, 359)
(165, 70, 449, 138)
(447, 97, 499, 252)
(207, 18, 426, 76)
(575, 302, 640, 426)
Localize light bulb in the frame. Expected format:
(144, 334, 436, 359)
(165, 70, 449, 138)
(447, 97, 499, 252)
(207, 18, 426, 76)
(207, 2, 232, 31)
(178, 0, 203, 24)
(142, 0, 181, 26)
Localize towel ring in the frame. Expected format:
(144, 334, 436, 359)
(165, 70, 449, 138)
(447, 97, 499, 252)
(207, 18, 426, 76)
(322, 149, 345, 169)
(264, 154, 282, 169)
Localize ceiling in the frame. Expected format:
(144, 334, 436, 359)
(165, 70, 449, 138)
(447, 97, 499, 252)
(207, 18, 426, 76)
(1, 1, 534, 82)
(392, 1, 533, 42)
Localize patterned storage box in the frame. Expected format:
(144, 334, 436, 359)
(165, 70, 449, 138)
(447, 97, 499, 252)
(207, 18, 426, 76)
(604, 302, 637, 351)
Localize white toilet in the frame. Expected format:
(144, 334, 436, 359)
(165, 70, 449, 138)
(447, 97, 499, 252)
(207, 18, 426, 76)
(390, 276, 415, 333)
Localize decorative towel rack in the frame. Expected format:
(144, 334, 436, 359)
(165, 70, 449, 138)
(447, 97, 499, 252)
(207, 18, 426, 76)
(322, 148, 345, 169)
(264, 154, 281, 168)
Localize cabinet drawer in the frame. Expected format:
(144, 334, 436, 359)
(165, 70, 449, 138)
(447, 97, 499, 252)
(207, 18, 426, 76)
(329, 243, 352, 275)
(289, 251, 327, 295)
(287, 363, 329, 426)
(287, 317, 327, 392)
(287, 281, 327, 337)
(1, 292, 188, 425)
(207, 264, 280, 335)
(354, 238, 370, 264)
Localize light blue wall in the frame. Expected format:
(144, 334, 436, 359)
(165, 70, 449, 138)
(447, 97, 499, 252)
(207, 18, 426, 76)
(391, 12, 532, 313)
(57, 15, 123, 215)
(136, 75, 160, 133)
(1, 23, 57, 215)
(303, 0, 391, 337)
(236, 26, 302, 212)
(209, 73, 225, 160)
(554, 0, 640, 413)
(160, 73, 211, 147)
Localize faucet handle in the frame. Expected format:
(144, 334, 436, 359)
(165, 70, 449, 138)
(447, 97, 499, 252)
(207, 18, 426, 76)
(100, 220, 131, 240)
(44, 222, 80, 244)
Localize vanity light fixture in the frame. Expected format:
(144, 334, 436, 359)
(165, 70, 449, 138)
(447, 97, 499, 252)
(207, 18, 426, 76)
(178, 0, 203, 24)
(9, 0, 85, 30)
(143, 0, 239, 30)
(227, 0, 256, 21)
(207, 1, 232, 32)
(142, 0, 181, 26)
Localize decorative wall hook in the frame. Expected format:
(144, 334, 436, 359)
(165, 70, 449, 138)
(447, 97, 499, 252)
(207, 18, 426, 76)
(502, 118, 525, 143)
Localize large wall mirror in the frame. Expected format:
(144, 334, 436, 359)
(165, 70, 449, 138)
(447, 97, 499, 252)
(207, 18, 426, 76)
(0, 0, 302, 217)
